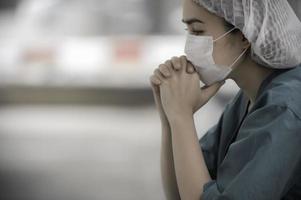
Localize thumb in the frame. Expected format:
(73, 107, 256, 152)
(150, 81, 160, 94)
(150, 82, 162, 104)
(200, 81, 225, 100)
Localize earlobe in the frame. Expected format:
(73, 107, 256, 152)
(241, 33, 250, 49)
(243, 43, 251, 54)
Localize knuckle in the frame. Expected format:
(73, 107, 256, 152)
(159, 64, 165, 71)
(172, 57, 181, 67)
(180, 55, 188, 65)
(171, 56, 179, 63)
(160, 65, 169, 74)
(151, 76, 160, 84)
(154, 68, 160, 74)
(180, 55, 186, 60)
(164, 60, 173, 69)
(154, 69, 163, 78)
(165, 60, 172, 65)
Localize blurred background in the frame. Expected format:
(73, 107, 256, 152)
(0, 0, 299, 200)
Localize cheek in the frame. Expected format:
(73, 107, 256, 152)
(212, 42, 239, 66)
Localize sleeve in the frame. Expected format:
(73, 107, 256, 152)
(199, 109, 225, 180)
(201, 105, 301, 200)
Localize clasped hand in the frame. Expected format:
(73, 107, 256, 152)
(150, 56, 225, 122)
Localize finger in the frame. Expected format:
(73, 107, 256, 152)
(164, 60, 175, 74)
(179, 55, 188, 73)
(158, 64, 171, 77)
(149, 74, 161, 86)
(149, 77, 161, 104)
(201, 81, 226, 99)
(186, 60, 195, 74)
(153, 68, 166, 82)
(171, 56, 181, 71)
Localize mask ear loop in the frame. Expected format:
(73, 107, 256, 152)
(229, 45, 251, 69)
(221, 45, 250, 82)
(213, 27, 237, 42)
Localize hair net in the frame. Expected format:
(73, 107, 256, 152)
(288, 0, 301, 20)
(192, 0, 301, 69)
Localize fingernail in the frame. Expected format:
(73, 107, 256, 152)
(154, 79, 160, 84)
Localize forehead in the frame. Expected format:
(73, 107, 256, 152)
(182, 0, 222, 24)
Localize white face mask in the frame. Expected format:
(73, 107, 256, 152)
(184, 27, 249, 86)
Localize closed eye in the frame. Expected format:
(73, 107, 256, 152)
(184, 28, 204, 35)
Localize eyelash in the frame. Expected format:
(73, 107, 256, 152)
(184, 28, 204, 35)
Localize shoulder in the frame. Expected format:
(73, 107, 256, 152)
(256, 66, 301, 119)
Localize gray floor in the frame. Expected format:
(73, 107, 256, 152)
(0, 100, 224, 200)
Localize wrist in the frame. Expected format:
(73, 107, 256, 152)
(167, 111, 194, 126)
(159, 115, 171, 130)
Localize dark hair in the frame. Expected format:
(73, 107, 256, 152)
(223, 19, 240, 33)
(223, 19, 251, 55)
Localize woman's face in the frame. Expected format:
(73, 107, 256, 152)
(182, 0, 250, 78)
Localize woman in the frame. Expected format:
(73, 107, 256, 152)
(149, 0, 301, 199)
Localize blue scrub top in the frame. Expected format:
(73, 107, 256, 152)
(199, 65, 301, 200)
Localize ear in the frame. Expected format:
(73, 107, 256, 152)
(239, 32, 250, 49)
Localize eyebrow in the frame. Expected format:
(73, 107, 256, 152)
(182, 18, 204, 24)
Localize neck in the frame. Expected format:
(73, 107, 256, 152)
(230, 55, 275, 105)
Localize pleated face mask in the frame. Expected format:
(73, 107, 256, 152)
(184, 27, 249, 86)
